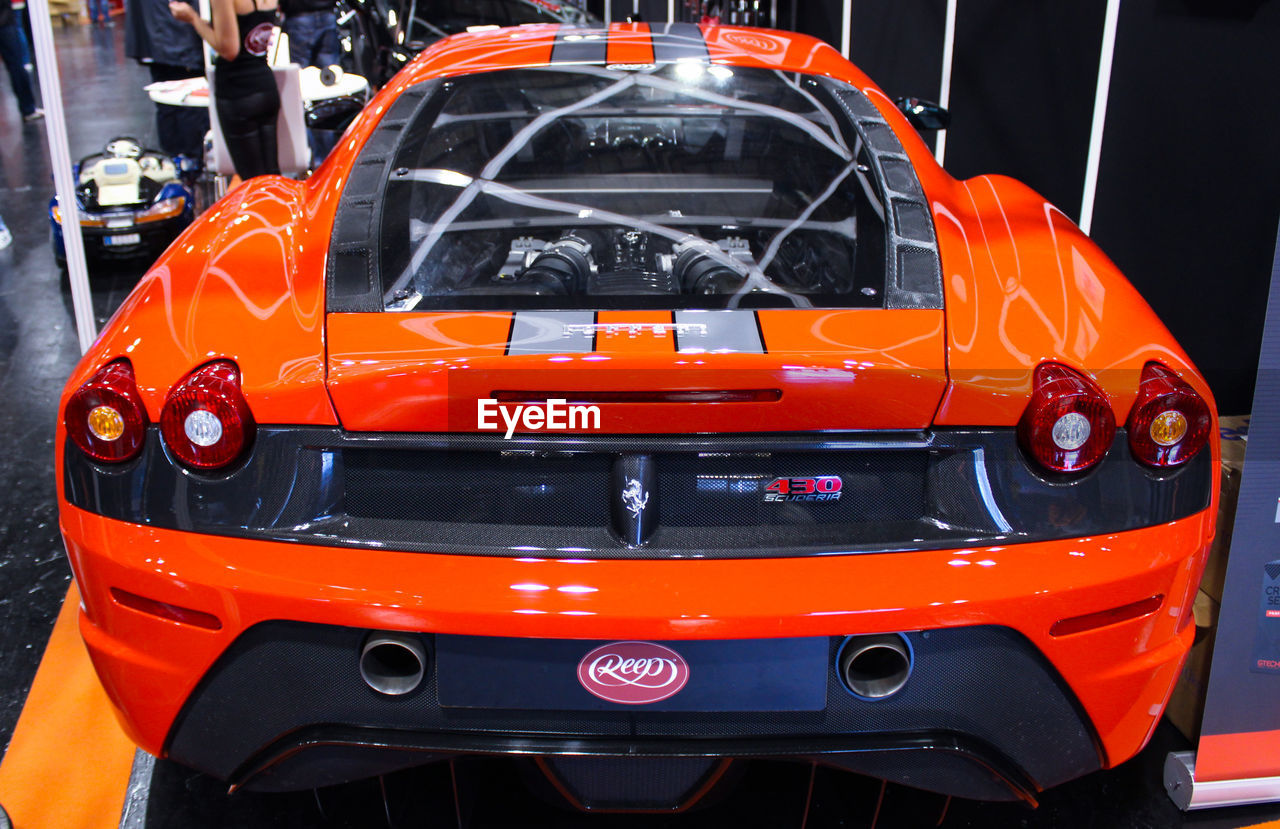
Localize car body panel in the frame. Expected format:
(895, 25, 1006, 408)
(63, 500, 1211, 769)
(929, 173, 1210, 426)
(59, 178, 337, 427)
(325, 309, 947, 432)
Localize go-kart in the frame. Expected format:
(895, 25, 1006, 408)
(50, 137, 195, 272)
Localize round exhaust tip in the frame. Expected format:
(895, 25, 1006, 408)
(360, 633, 427, 696)
(838, 634, 913, 700)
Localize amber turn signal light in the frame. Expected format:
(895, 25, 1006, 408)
(1127, 362, 1211, 468)
(64, 359, 149, 463)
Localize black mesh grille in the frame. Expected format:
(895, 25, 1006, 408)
(64, 427, 1213, 560)
(542, 757, 721, 810)
(345, 449, 612, 527)
(343, 447, 928, 532)
(166, 622, 1100, 794)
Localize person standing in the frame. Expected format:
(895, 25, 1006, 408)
(280, 0, 335, 72)
(280, 0, 337, 161)
(125, 0, 208, 160)
(88, 0, 111, 25)
(0, 0, 42, 122)
(170, 0, 281, 179)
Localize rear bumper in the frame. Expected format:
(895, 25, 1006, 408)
(60, 501, 1212, 798)
(163, 621, 1097, 801)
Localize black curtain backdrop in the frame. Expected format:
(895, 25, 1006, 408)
(795, 0, 1279, 414)
(1091, 0, 1280, 415)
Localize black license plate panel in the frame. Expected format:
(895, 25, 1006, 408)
(435, 635, 829, 712)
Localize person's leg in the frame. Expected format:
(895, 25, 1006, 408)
(256, 117, 280, 176)
(217, 86, 280, 179)
(216, 95, 267, 179)
(308, 13, 342, 163)
(0, 24, 36, 117)
(254, 82, 281, 176)
(149, 64, 209, 160)
(282, 14, 318, 69)
(314, 15, 340, 68)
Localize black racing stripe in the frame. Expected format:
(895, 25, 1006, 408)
(551, 25, 609, 64)
(652, 22, 708, 63)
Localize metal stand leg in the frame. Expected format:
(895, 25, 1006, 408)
(1165, 751, 1280, 810)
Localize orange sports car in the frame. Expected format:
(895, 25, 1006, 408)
(57, 23, 1216, 811)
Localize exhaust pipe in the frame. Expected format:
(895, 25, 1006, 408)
(359, 632, 427, 696)
(838, 634, 913, 700)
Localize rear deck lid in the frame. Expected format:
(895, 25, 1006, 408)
(324, 61, 947, 433)
(325, 309, 945, 433)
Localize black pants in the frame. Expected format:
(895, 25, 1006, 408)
(214, 63, 281, 179)
(148, 64, 210, 161)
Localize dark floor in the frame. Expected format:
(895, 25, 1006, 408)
(1, 20, 1279, 829)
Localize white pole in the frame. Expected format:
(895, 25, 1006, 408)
(1080, 0, 1121, 236)
(840, 0, 851, 58)
(934, 0, 957, 166)
(604, 0, 610, 26)
(667, 0, 674, 22)
(199, 0, 213, 72)
(28, 0, 96, 352)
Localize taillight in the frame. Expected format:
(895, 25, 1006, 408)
(159, 361, 255, 470)
(64, 359, 149, 463)
(1018, 363, 1116, 474)
(1127, 362, 1211, 468)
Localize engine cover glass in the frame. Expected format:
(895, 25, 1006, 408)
(378, 66, 892, 311)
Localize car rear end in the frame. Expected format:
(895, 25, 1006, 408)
(57, 25, 1216, 810)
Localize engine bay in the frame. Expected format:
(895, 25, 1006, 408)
(394, 224, 872, 307)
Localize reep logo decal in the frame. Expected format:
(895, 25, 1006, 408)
(577, 642, 690, 704)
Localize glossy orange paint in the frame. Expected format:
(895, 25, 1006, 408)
(62, 501, 1212, 768)
(56, 177, 337, 428)
(927, 172, 1209, 427)
(859, 65, 1216, 428)
(54, 22, 1220, 789)
(326, 310, 946, 432)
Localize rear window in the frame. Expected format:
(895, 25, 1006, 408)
(341, 64, 938, 312)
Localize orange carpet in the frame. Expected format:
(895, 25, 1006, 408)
(0, 584, 138, 828)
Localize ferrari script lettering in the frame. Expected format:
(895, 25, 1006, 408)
(561, 322, 707, 338)
(477, 398, 601, 438)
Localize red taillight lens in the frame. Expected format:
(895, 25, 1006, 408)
(64, 359, 148, 463)
(159, 361, 256, 470)
(1127, 362, 1211, 468)
(1018, 363, 1116, 474)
